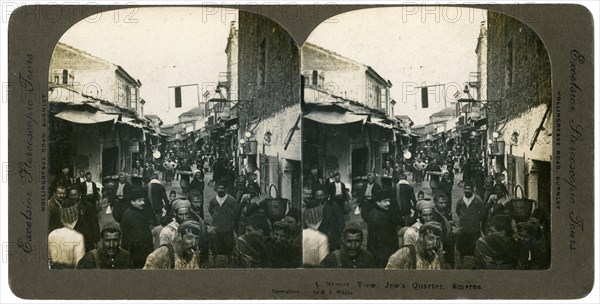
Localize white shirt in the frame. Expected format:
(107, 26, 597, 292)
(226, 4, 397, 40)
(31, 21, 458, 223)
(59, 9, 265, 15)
(116, 182, 125, 199)
(48, 228, 85, 267)
(85, 181, 94, 195)
(335, 182, 342, 196)
(302, 228, 329, 267)
(365, 183, 374, 199)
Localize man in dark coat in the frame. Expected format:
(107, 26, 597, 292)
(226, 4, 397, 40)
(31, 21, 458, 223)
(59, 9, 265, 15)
(79, 171, 100, 208)
(310, 188, 345, 252)
(358, 173, 381, 222)
(67, 186, 101, 252)
(77, 222, 132, 269)
(111, 173, 132, 223)
(327, 172, 348, 214)
(145, 173, 169, 225)
(48, 185, 68, 233)
(120, 189, 154, 268)
(365, 189, 399, 268)
(319, 222, 376, 268)
(52, 166, 72, 194)
(395, 173, 417, 226)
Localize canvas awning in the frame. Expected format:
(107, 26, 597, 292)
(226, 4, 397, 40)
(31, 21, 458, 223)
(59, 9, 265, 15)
(54, 110, 117, 124)
(304, 110, 365, 125)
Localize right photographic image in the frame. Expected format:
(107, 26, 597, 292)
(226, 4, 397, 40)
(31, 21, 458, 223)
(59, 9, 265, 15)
(301, 7, 552, 270)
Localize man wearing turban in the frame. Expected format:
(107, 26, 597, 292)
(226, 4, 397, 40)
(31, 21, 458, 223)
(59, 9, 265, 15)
(144, 220, 207, 269)
(386, 221, 443, 270)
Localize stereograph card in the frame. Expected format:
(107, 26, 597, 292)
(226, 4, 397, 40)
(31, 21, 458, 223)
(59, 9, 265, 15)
(4, 3, 596, 300)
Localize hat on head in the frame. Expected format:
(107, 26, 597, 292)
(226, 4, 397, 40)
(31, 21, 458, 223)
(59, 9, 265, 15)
(172, 198, 192, 211)
(130, 189, 145, 201)
(178, 220, 204, 236)
(416, 200, 435, 212)
(374, 189, 393, 202)
(101, 222, 121, 235)
(420, 221, 443, 236)
(343, 222, 363, 234)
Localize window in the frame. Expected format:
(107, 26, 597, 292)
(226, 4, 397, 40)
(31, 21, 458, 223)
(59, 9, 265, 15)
(258, 38, 266, 86)
(53, 75, 60, 84)
(125, 85, 131, 108)
(375, 86, 381, 110)
(312, 70, 318, 86)
(505, 38, 515, 88)
(62, 69, 69, 84)
(130, 87, 137, 111)
(318, 73, 325, 88)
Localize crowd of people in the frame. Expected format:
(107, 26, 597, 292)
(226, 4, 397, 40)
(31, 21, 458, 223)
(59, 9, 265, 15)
(47, 147, 549, 271)
(47, 151, 301, 269)
(302, 159, 550, 270)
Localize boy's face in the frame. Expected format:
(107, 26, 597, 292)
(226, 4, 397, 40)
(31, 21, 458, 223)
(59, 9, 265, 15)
(170, 193, 176, 200)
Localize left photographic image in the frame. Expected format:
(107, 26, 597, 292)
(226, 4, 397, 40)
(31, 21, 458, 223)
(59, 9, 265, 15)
(47, 8, 302, 270)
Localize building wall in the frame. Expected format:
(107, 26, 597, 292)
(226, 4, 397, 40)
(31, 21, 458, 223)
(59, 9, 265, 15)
(302, 44, 391, 111)
(486, 11, 552, 201)
(238, 11, 300, 125)
(50, 43, 141, 111)
(486, 12, 551, 122)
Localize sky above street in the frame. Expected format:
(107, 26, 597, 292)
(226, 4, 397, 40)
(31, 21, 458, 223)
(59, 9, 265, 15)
(59, 7, 237, 124)
(59, 6, 485, 125)
(306, 7, 487, 125)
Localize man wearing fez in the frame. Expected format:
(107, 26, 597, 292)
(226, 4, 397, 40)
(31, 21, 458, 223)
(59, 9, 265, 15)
(319, 222, 376, 268)
(120, 189, 154, 268)
(77, 222, 132, 269)
(48, 185, 67, 233)
(111, 172, 132, 223)
(386, 221, 443, 270)
(48, 197, 85, 269)
(160, 198, 206, 246)
(365, 189, 399, 268)
(144, 220, 207, 269)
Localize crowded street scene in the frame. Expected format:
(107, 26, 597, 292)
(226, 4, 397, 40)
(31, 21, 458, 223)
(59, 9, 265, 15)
(47, 9, 302, 269)
(301, 8, 551, 270)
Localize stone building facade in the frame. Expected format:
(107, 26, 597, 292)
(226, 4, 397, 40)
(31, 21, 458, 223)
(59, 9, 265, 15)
(486, 11, 552, 210)
(237, 11, 302, 204)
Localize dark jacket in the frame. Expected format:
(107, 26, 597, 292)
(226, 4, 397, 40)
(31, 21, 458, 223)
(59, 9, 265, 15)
(395, 182, 417, 214)
(189, 178, 204, 195)
(79, 180, 100, 202)
(144, 182, 168, 213)
(208, 194, 237, 233)
(111, 181, 133, 223)
(76, 247, 132, 269)
(319, 248, 376, 268)
(74, 201, 101, 252)
(366, 206, 399, 264)
(327, 181, 348, 201)
(318, 201, 345, 252)
(456, 195, 485, 234)
(120, 206, 154, 268)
